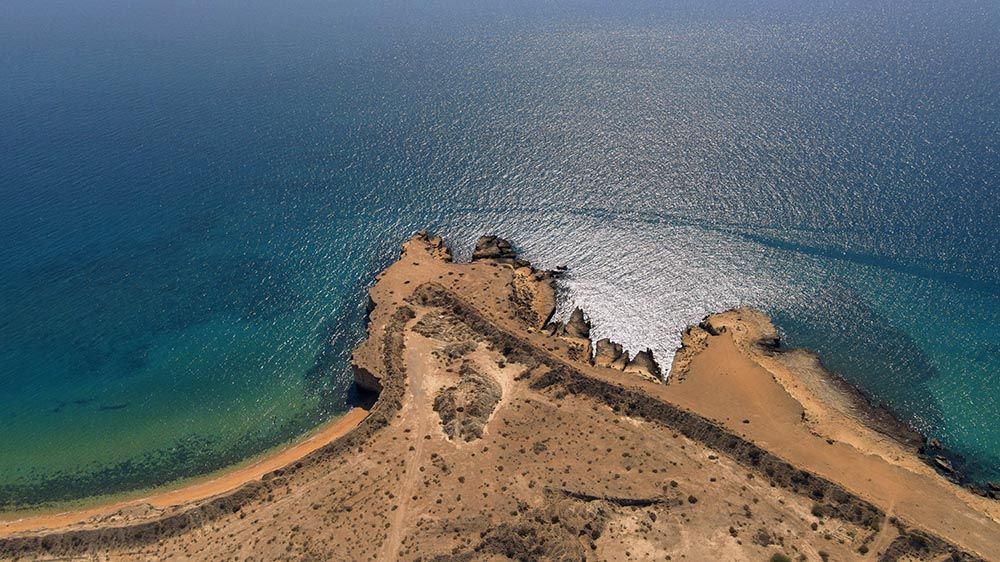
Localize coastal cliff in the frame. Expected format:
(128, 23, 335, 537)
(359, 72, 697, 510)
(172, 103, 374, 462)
(1, 233, 998, 561)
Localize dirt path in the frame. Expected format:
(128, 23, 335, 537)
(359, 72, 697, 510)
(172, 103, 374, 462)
(380, 329, 434, 561)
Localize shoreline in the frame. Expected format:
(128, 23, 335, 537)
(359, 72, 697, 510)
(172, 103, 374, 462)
(0, 407, 368, 537)
(1, 232, 996, 561)
(775, 346, 925, 450)
(734, 312, 995, 494)
(671, 310, 982, 488)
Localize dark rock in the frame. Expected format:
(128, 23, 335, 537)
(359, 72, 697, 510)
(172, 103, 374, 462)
(540, 323, 559, 337)
(966, 484, 985, 497)
(757, 336, 780, 351)
(532, 270, 552, 281)
(933, 456, 954, 473)
(698, 318, 723, 336)
(472, 235, 523, 266)
(988, 481, 1000, 492)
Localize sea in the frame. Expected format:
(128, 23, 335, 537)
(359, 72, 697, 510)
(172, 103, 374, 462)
(1, 0, 998, 508)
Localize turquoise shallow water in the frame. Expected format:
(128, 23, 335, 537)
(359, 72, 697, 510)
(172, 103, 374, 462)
(0, 0, 998, 508)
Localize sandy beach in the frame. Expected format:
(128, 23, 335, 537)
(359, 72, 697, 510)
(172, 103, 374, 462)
(0, 407, 367, 537)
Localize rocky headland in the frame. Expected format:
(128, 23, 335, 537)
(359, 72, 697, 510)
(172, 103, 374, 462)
(1, 232, 998, 561)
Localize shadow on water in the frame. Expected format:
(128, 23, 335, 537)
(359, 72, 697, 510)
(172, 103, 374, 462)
(738, 232, 1000, 297)
(567, 206, 999, 296)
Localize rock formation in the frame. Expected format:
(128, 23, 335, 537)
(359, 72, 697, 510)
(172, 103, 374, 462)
(563, 307, 590, 339)
(625, 348, 662, 381)
(610, 349, 630, 370)
(593, 338, 624, 368)
(471, 235, 527, 267)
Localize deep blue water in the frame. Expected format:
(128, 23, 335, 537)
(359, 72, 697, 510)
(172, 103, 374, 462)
(1, 0, 998, 508)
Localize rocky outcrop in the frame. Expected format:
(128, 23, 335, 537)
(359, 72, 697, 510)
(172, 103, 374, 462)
(507, 267, 552, 329)
(471, 235, 527, 267)
(593, 337, 634, 372)
(563, 307, 590, 339)
(933, 456, 955, 474)
(878, 522, 985, 562)
(413, 230, 453, 262)
(540, 308, 664, 382)
(593, 338, 625, 368)
(543, 308, 590, 340)
(433, 361, 501, 442)
(625, 348, 662, 381)
(668, 325, 709, 383)
(353, 363, 383, 394)
(698, 317, 725, 336)
(610, 350, 630, 370)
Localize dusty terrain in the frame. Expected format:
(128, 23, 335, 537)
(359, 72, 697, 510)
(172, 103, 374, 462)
(1, 232, 998, 561)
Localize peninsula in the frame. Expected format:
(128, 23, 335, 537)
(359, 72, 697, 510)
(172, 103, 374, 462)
(1, 232, 998, 561)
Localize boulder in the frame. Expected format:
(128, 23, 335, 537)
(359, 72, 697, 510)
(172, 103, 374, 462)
(593, 338, 624, 368)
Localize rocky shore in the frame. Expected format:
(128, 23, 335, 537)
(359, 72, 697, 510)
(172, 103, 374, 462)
(1, 232, 997, 561)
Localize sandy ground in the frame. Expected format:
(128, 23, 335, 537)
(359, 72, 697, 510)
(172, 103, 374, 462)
(1, 232, 996, 561)
(660, 313, 1000, 556)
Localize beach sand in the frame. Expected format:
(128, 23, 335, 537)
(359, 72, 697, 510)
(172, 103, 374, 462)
(0, 407, 367, 536)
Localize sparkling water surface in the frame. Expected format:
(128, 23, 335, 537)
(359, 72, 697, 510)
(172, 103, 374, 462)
(1, 0, 998, 507)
